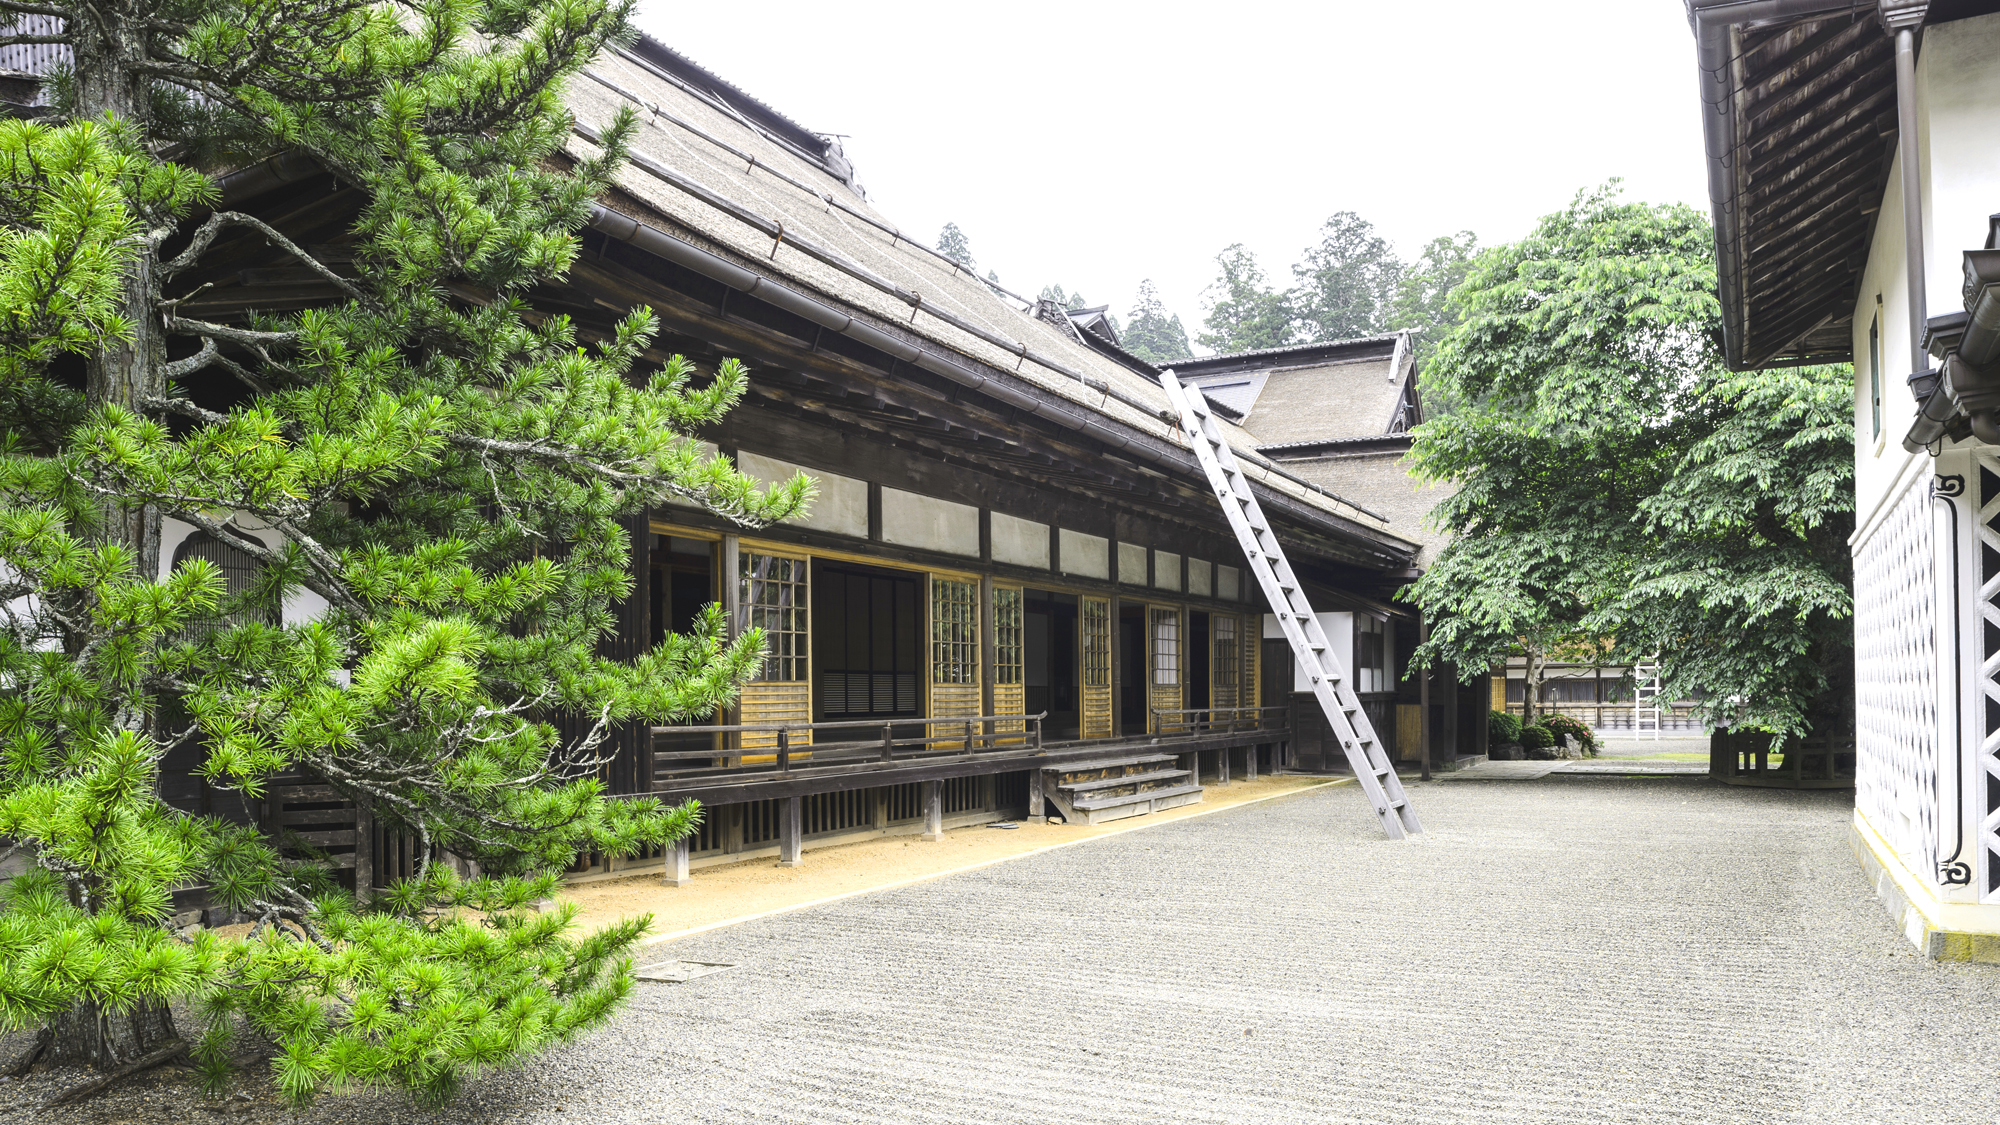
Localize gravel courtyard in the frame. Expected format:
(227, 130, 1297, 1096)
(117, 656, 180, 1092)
(12, 775, 1999, 1125)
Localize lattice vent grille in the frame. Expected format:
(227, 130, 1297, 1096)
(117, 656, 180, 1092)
(1975, 458, 2000, 899)
(1854, 472, 1937, 874)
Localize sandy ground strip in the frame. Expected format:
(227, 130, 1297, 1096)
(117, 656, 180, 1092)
(564, 773, 1340, 945)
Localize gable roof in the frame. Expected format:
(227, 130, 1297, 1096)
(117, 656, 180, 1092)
(1172, 334, 1417, 446)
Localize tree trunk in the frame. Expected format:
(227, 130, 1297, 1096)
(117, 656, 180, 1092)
(73, 5, 166, 574)
(44, 999, 177, 1069)
(1520, 645, 1544, 727)
(49, 17, 176, 1068)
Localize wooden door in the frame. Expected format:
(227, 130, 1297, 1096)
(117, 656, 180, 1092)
(1147, 605, 1183, 734)
(990, 585, 1026, 744)
(1080, 595, 1112, 739)
(1212, 613, 1241, 713)
(928, 575, 981, 748)
(738, 549, 811, 756)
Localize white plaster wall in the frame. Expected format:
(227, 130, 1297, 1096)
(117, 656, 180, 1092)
(1854, 14, 2000, 520)
(1059, 529, 1108, 579)
(737, 450, 867, 538)
(990, 511, 1049, 569)
(1218, 565, 1240, 601)
(1153, 550, 1181, 592)
(880, 487, 978, 557)
(1116, 541, 1146, 585)
(1188, 558, 1211, 597)
(1264, 611, 1352, 692)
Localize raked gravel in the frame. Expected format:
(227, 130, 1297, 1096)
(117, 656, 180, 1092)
(4, 774, 1995, 1124)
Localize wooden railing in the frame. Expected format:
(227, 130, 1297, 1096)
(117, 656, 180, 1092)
(650, 712, 1049, 778)
(1149, 706, 1290, 737)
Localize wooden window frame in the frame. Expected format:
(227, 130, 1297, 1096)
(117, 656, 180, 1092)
(741, 550, 810, 683)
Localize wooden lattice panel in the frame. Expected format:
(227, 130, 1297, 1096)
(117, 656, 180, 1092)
(1148, 606, 1182, 733)
(1081, 596, 1112, 738)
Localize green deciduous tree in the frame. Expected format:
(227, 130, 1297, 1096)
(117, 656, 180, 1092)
(0, 0, 807, 1107)
(1405, 184, 1852, 740)
(1197, 244, 1292, 354)
(1121, 280, 1191, 364)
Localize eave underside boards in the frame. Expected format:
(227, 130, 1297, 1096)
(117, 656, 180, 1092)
(1730, 15, 1896, 369)
(548, 232, 1410, 572)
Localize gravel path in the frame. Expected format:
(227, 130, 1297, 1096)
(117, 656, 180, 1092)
(7, 775, 1996, 1124)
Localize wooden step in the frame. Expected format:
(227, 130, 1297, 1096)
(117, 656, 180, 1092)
(1049, 754, 1178, 785)
(1067, 783, 1205, 824)
(1057, 768, 1192, 796)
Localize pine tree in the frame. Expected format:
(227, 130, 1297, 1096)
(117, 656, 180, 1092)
(1121, 281, 1192, 364)
(0, 0, 807, 1107)
(1196, 245, 1293, 354)
(1290, 211, 1402, 343)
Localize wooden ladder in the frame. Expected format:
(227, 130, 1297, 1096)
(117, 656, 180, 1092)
(1157, 369, 1423, 839)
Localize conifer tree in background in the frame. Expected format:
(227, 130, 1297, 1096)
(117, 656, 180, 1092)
(1289, 211, 1401, 344)
(0, 0, 808, 1107)
(1121, 281, 1192, 364)
(1197, 244, 1293, 354)
(1387, 231, 1478, 359)
(1038, 284, 1089, 311)
(937, 221, 977, 269)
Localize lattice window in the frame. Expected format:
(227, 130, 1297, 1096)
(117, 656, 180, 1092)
(1152, 608, 1180, 686)
(1213, 614, 1240, 708)
(1855, 468, 1941, 883)
(1082, 597, 1110, 687)
(172, 530, 276, 631)
(1356, 615, 1388, 693)
(930, 578, 978, 685)
(993, 587, 1023, 686)
(741, 552, 808, 682)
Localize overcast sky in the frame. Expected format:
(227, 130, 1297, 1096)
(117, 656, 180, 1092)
(632, 1, 1712, 351)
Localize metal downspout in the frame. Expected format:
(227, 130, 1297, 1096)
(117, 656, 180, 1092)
(1888, 10, 1930, 376)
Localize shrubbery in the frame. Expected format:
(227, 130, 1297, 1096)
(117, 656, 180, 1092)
(1519, 724, 1555, 753)
(1540, 713, 1598, 757)
(1489, 709, 1522, 745)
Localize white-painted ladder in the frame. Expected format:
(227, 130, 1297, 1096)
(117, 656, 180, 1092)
(1157, 370, 1422, 839)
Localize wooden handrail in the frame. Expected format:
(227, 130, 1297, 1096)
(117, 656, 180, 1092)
(648, 711, 1049, 736)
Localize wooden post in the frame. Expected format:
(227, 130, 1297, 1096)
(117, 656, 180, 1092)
(1244, 741, 1258, 781)
(880, 721, 894, 762)
(1028, 769, 1044, 819)
(777, 727, 790, 772)
(721, 534, 741, 762)
(352, 805, 374, 904)
(921, 779, 944, 841)
(1219, 745, 1231, 785)
(979, 575, 995, 720)
(724, 803, 744, 856)
(664, 834, 691, 887)
(778, 796, 803, 867)
(1418, 620, 1433, 782)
